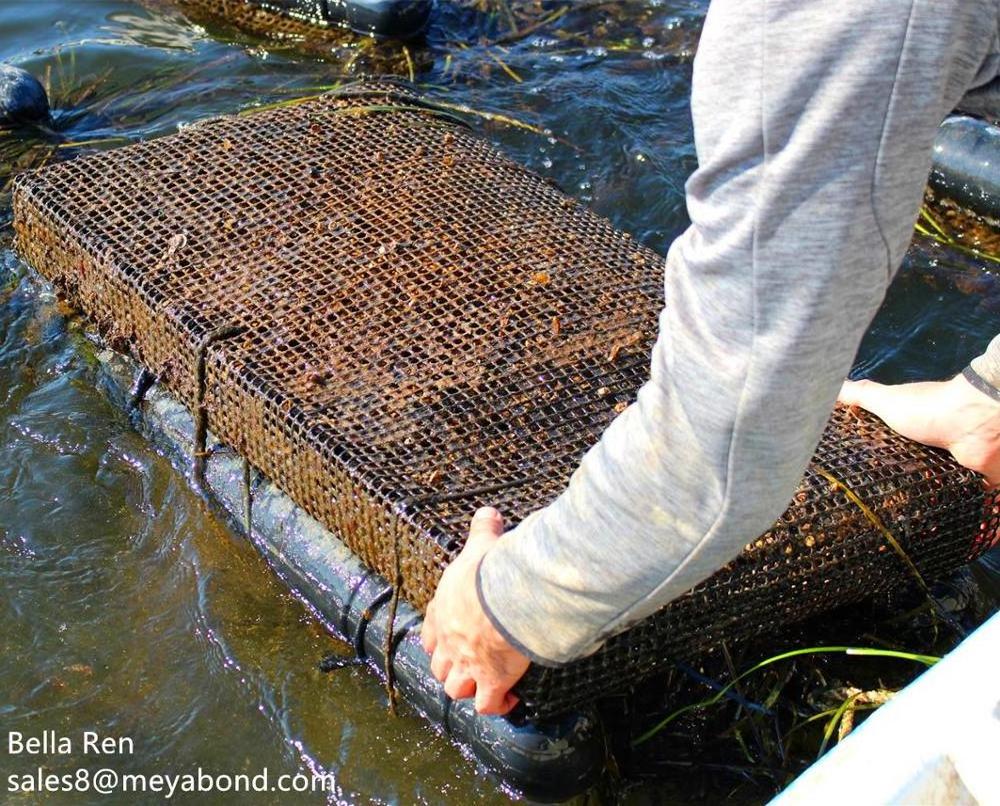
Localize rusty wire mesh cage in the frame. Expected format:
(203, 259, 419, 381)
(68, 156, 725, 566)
(171, 0, 340, 40)
(13, 84, 1000, 719)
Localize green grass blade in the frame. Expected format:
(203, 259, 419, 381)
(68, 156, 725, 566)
(631, 646, 938, 746)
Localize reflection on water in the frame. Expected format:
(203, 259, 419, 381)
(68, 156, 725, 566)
(101, 9, 206, 51)
(1, 1, 998, 803)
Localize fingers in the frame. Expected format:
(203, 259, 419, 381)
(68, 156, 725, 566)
(443, 667, 476, 700)
(437, 668, 520, 715)
(420, 625, 436, 655)
(465, 506, 505, 550)
(439, 667, 519, 713)
(420, 603, 437, 655)
(474, 684, 519, 716)
(429, 648, 452, 682)
(499, 692, 520, 715)
(419, 505, 523, 715)
(838, 379, 885, 411)
(473, 506, 503, 526)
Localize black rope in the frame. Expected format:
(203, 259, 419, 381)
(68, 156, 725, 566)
(192, 325, 245, 489)
(127, 367, 156, 414)
(353, 585, 393, 659)
(383, 527, 404, 715)
(242, 457, 252, 539)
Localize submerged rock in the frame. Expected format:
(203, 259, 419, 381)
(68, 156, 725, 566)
(0, 64, 50, 126)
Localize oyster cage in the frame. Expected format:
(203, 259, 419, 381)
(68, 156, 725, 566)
(170, 0, 432, 42)
(13, 84, 999, 719)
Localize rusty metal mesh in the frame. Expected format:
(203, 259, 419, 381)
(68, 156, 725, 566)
(171, 0, 342, 41)
(13, 84, 1000, 719)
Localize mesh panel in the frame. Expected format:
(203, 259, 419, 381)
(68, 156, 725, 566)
(13, 84, 999, 718)
(172, 0, 343, 41)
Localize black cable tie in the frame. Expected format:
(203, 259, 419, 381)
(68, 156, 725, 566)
(354, 585, 394, 660)
(383, 528, 404, 715)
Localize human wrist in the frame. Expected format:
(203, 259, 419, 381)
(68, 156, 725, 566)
(475, 550, 568, 667)
(960, 365, 1000, 405)
(950, 370, 1000, 416)
(967, 334, 1000, 399)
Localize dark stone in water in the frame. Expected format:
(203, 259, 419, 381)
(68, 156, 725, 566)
(0, 64, 50, 126)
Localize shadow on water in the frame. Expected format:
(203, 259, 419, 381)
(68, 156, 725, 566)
(0, 1, 998, 803)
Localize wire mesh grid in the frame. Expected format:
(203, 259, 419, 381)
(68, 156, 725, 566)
(13, 83, 999, 718)
(172, 0, 340, 40)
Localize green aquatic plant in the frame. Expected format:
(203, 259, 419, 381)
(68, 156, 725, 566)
(57, 136, 132, 150)
(237, 89, 555, 141)
(493, 5, 569, 45)
(915, 204, 1000, 265)
(812, 465, 929, 594)
(486, 50, 524, 82)
(780, 690, 888, 758)
(632, 645, 939, 747)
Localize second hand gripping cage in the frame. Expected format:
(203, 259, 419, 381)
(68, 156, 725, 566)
(13, 84, 999, 719)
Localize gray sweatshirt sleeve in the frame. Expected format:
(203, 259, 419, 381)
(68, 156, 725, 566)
(476, 0, 1000, 666)
(966, 334, 1000, 401)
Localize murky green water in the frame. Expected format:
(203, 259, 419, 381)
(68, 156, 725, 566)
(1, 1, 998, 804)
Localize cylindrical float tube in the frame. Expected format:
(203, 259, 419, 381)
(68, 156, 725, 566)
(930, 115, 1000, 220)
(93, 346, 605, 803)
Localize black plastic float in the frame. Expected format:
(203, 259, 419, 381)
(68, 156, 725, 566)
(329, 0, 432, 38)
(931, 115, 1000, 220)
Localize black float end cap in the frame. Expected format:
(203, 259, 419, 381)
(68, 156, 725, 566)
(247, 0, 433, 39)
(328, 0, 433, 39)
(471, 710, 606, 802)
(0, 64, 50, 126)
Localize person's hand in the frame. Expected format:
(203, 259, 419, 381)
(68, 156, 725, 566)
(420, 507, 531, 715)
(839, 374, 1000, 486)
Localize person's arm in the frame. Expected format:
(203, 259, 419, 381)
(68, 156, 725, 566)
(422, 0, 1000, 711)
(473, 0, 999, 666)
